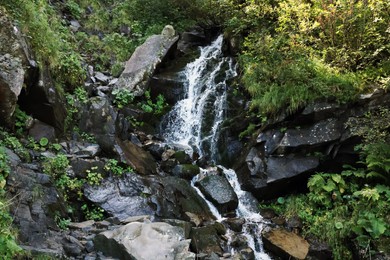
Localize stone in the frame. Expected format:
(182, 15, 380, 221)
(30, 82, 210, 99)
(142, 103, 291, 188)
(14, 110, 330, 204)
(0, 8, 27, 126)
(62, 235, 84, 256)
(163, 219, 192, 239)
(4, 147, 21, 167)
(94, 72, 109, 84)
(278, 118, 342, 151)
(69, 20, 81, 32)
(94, 221, 195, 260)
(79, 96, 117, 153)
(263, 228, 309, 260)
(222, 218, 245, 232)
(114, 26, 179, 97)
(196, 175, 238, 214)
(84, 174, 154, 222)
(301, 102, 341, 121)
(190, 225, 223, 255)
(70, 158, 104, 178)
(68, 220, 95, 231)
(114, 139, 158, 175)
(120, 215, 151, 224)
(28, 120, 56, 142)
(240, 247, 255, 260)
(172, 164, 200, 180)
(307, 238, 333, 260)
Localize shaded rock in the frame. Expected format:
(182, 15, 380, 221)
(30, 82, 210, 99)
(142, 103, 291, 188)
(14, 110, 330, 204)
(114, 139, 157, 175)
(172, 164, 200, 180)
(28, 120, 56, 142)
(240, 247, 255, 260)
(149, 70, 186, 105)
(84, 174, 154, 222)
(148, 176, 215, 222)
(256, 130, 284, 156)
(222, 218, 245, 232)
(173, 150, 192, 164)
(242, 150, 319, 199)
(94, 221, 195, 260)
(79, 96, 117, 153)
(196, 175, 238, 214)
(4, 147, 21, 167)
(70, 158, 104, 179)
(301, 102, 341, 121)
(115, 25, 179, 97)
(259, 208, 276, 220)
(94, 72, 109, 84)
(307, 238, 333, 260)
(62, 235, 84, 256)
(190, 225, 223, 255)
(177, 29, 207, 53)
(163, 219, 192, 239)
(120, 215, 151, 224)
(278, 118, 342, 152)
(263, 228, 309, 260)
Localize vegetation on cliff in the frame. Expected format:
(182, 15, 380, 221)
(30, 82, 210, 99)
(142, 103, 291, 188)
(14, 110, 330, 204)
(0, 0, 389, 259)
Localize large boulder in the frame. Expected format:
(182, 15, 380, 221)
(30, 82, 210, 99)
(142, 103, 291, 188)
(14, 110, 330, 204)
(79, 96, 117, 153)
(114, 139, 158, 175)
(190, 224, 224, 255)
(84, 174, 154, 222)
(0, 8, 29, 126)
(263, 228, 309, 260)
(84, 174, 215, 223)
(196, 174, 238, 214)
(94, 221, 195, 260)
(115, 25, 179, 97)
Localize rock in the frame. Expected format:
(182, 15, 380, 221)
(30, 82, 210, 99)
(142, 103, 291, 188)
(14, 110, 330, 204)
(301, 102, 341, 121)
(114, 139, 157, 175)
(307, 238, 333, 260)
(79, 96, 117, 153)
(177, 29, 207, 53)
(173, 150, 192, 164)
(190, 225, 223, 255)
(7, 165, 66, 253)
(94, 72, 109, 84)
(172, 164, 200, 180)
(68, 220, 95, 231)
(162, 149, 176, 161)
(4, 147, 21, 167)
(196, 174, 238, 214)
(240, 247, 255, 260)
(120, 215, 151, 224)
(259, 208, 276, 220)
(163, 219, 192, 239)
(222, 218, 245, 232)
(70, 158, 104, 178)
(278, 118, 343, 152)
(256, 130, 284, 156)
(148, 176, 215, 222)
(94, 221, 195, 260)
(114, 26, 179, 97)
(149, 71, 186, 105)
(242, 151, 319, 199)
(84, 174, 154, 222)
(69, 20, 81, 32)
(28, 120, 56, 142)
(263, 228, 309, 260)
(62, 235, 84, 256)
(0, 8, 28, 126)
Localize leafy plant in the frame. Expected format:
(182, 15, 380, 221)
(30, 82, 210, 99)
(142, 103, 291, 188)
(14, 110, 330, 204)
(39, 138, 49, 147)
(104, 159, 133, 176)
(81, 204, 105, 221)
(139, 91, 168, 116)
(112, 88, 134, 109)
(86, 167, 103, 186)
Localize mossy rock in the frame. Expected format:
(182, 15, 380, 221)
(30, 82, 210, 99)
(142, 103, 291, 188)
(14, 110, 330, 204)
(172, 164, 200, 180)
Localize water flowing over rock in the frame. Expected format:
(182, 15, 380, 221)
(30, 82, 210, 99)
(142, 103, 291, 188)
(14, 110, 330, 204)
(196, 174, 238, 214)
(115, 25, 179, 96)
(94, 221, 195, 260)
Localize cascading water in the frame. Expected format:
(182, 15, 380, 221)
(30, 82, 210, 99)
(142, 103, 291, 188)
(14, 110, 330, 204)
(162, 35, 271, 260)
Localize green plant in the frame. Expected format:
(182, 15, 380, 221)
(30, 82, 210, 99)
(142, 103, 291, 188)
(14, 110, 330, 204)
(81, 204, 105, 221)
(139, 91, 168, 116)
(239, 123, 256, 140)
(55, 215, 71, 230)
(14, 107, 32, 135)
(104, 159, 133, 176)
(112, 88, 134, 109)
(74, 87, 89, 104)
(86, 167, 103, 186)
(39, 137, 49, 147)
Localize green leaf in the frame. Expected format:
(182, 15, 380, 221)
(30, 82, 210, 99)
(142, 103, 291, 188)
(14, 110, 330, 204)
(39, 137, 49, 147)
(335, 222, 343, 230)
(277, 197, 285, 204)
(323, 180, 336, 192)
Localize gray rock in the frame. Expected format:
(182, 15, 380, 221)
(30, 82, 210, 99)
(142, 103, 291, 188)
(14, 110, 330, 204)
(172, 164, 200, 180)
(278, 118, 342, 151)
(69, 20, 81, 32)
(94, 221, 195, 260)
(0, 9, 27, 126)
(94, 72, 109, 84)
(222, 218, 245, 232)
(79, 96, 117, 153)
(84, 174, 154, 222)
(196, 175, 238, 214)
(4, 147, 21, 167)
(190, 224, 223, 255)
(68, 220, 95, 231)
(115, 26, 179, 97)
(28, 119, 56, 142)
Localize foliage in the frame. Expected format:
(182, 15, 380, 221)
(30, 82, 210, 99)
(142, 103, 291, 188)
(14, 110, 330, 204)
(0, 131, 30, 162)
(14, 107, 32, 136)
(139, 91, 168, 116)
(112, 88, 134, 109)
(81, 204, 105, 221)
(239, 123, 256, 140)
(86, 167, 103, 186)
(0, 147, 23, 258)
(54, 215, 71, 230)
(104, 159, 133, 176)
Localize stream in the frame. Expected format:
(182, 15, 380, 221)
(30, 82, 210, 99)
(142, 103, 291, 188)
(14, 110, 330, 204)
(161, 35, 271, 260)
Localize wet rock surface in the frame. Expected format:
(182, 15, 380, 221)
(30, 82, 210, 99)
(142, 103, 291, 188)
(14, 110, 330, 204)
(196, 174, 238, 214)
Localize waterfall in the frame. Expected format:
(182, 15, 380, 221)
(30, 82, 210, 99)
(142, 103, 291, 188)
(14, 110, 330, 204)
(162, 35, 271, 260)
